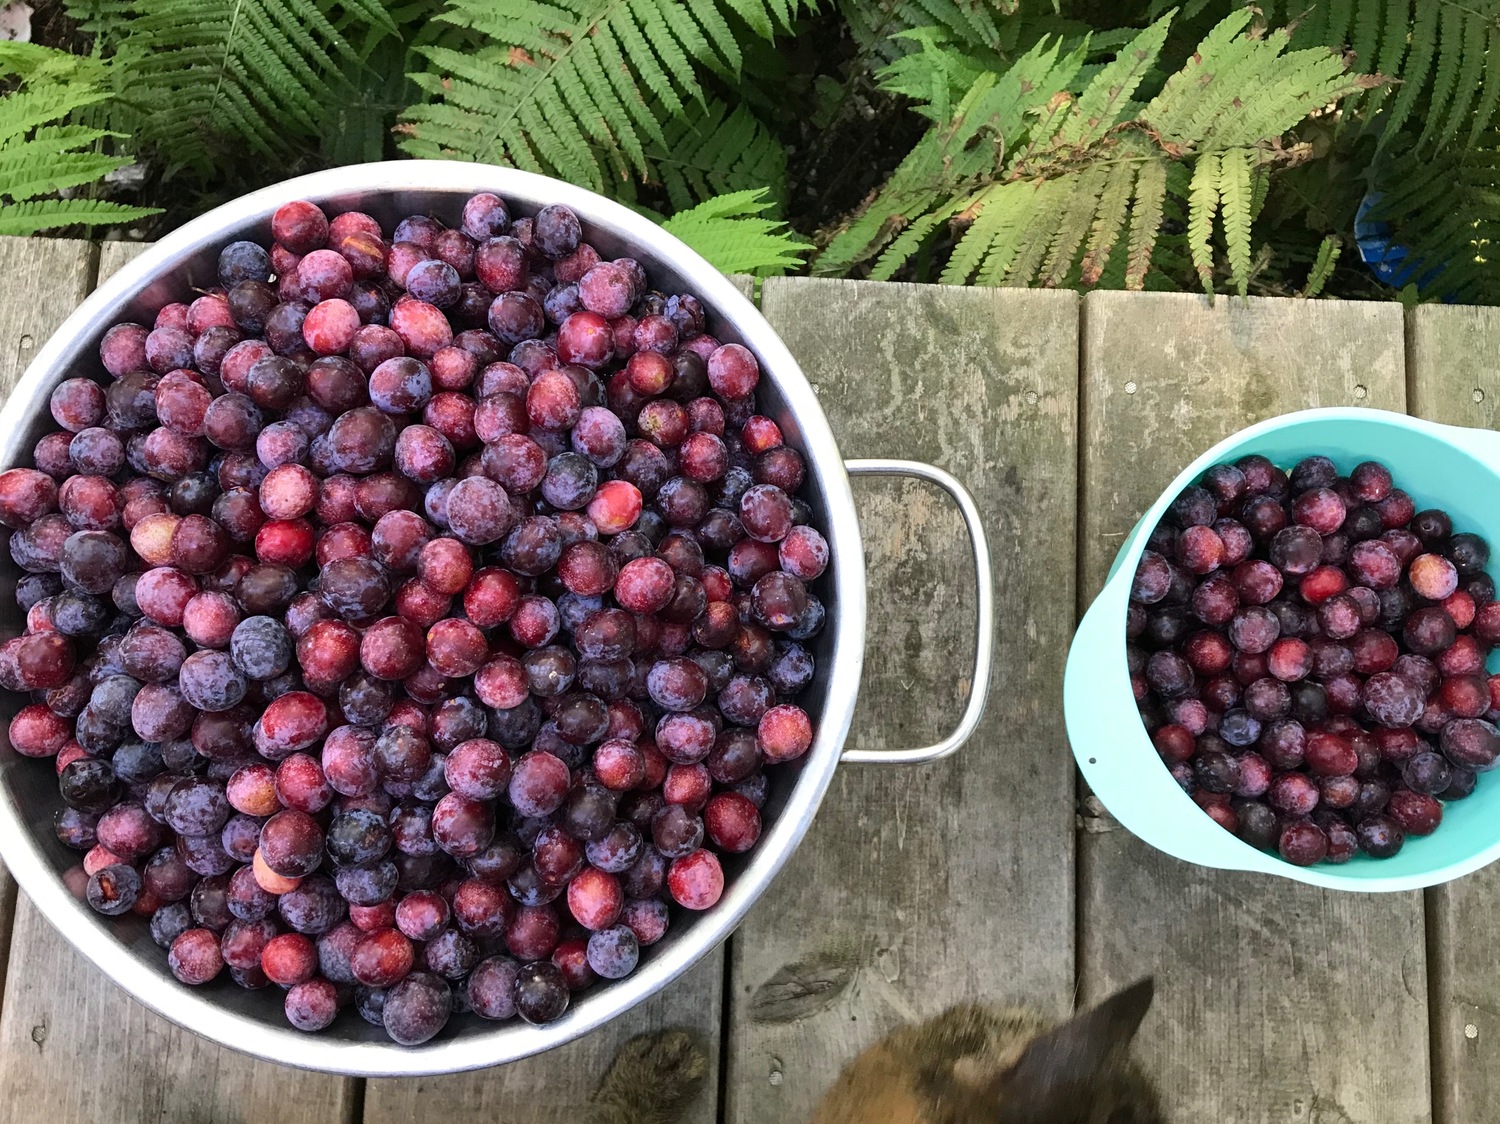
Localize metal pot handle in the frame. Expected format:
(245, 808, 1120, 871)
(839, 459, 994, 765)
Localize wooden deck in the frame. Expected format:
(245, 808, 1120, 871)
(0, 236, 1494, 1123)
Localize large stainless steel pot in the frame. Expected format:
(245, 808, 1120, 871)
(0, 162, 993, 1076)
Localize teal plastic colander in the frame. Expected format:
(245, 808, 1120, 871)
(1066, 407, 1500, 891)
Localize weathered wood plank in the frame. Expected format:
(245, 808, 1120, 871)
(363, 954, 724, 1124)
(96, 239, 149, 280)
(0, 238, 92, 398)
(360, 278, 760, 1124)
(0, 237, 96, 1016)
(0, 238, 357, 1124)
(1078, 291, 1430, 1124)
(726, 278, 1078, 1124)
(1406, 303, 1500, 1124)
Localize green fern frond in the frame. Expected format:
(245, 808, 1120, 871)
(1039, 163, 1105, 287)
(878, 27, 1002, 121)
(816, 36, 1081, 276)
(1417, 3, 1465, 151)
(1125, 155, 1169, 290)
(0, 41, 110, 85)
(67, 0, 396, 178)
(0, 44, 160, 234)
(1058, 13, 1171, 146)
(841, 0, 1011, 65)
(1365, 131, 1500, 301)
(939, 190, 1003, 285)
(1187, 149, 1221, 293)
(659, 189, 811, 275)
(1470, 24, 1500, 145)
(645, 99, 788, 211)
(829, 10, 1364, 291)
(725, 0, 799, 39)
(319, 26, 411, 166)
(0, 197, 158, 236)
(1431, 8, 1486, 148)
(1142, 9, 1258, 142)
(1351, 0, 1386, 72)
(1302, 234, 1342, 297)
(400, 0, 803, 195)
(871, 208, 953, 282)
(1218, 146, 1254, 295)
(1295, 0, 1500, 151)
(993, 178, 1058, 286)
(1373, 0, 1413, 89)
(0, 142, 126, 201)
(1211, 53, 1369, 149)
(1145, 17, 1370, 152)
(1078, 159, 1135, 285)
(1323, 0, 1356, 46)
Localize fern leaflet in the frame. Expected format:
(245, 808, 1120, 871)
(1040, 164, 1105, 287)
(1079, 159, 1136, 285)
(1303, 235, 1342, 297)
(973, 192, 1036, 287)
(1436, 10, 1487, 148)
(1417, 4, 1465, 152)
(1384, 0, 1440, 139)
(1350, 0, 1384, 73)
(1058, 13, 1171, 146)
(816, 37, 1081, 276)
(839, 0, 1011, 65)
(1187, 150, 1221, 293)
(1218, 146, 1254, 295)
(1470, 25, 1500, 145)
(999, 178, 1060, 287)
(659, 189, 810, 275)
(1125, 155, 1169, 291)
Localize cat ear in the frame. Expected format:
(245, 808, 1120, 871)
(1002, 977, 1155, 1099)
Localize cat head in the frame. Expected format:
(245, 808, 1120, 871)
(948, 978, 1161, 1124)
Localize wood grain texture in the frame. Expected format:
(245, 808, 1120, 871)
(725, 279, 1079, 1124)
(1078, 291, 1430, 1124)
(0, 237, 356, 1124)
(96, 239, 149, 282)
(360, 278, 758, 1124)
(1406, 303, 1500, 1124)
(0, 237, 96, 1016)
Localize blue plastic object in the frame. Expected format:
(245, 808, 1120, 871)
(1066, 407, 1500, 892)
(1355, 190, 1451, 296)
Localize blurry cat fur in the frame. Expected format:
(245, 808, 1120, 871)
(591, 978, 1162, 1124)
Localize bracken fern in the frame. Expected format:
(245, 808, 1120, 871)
(397, 0, 803, 197)
(1246, 0, 1500, 150)
(0, 43, 159, 236)
(817, 11, 1373, 294)
(643, 98, 789, 211)
(1197, 0, 1500, 299)
(64, 0, 398, 178)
